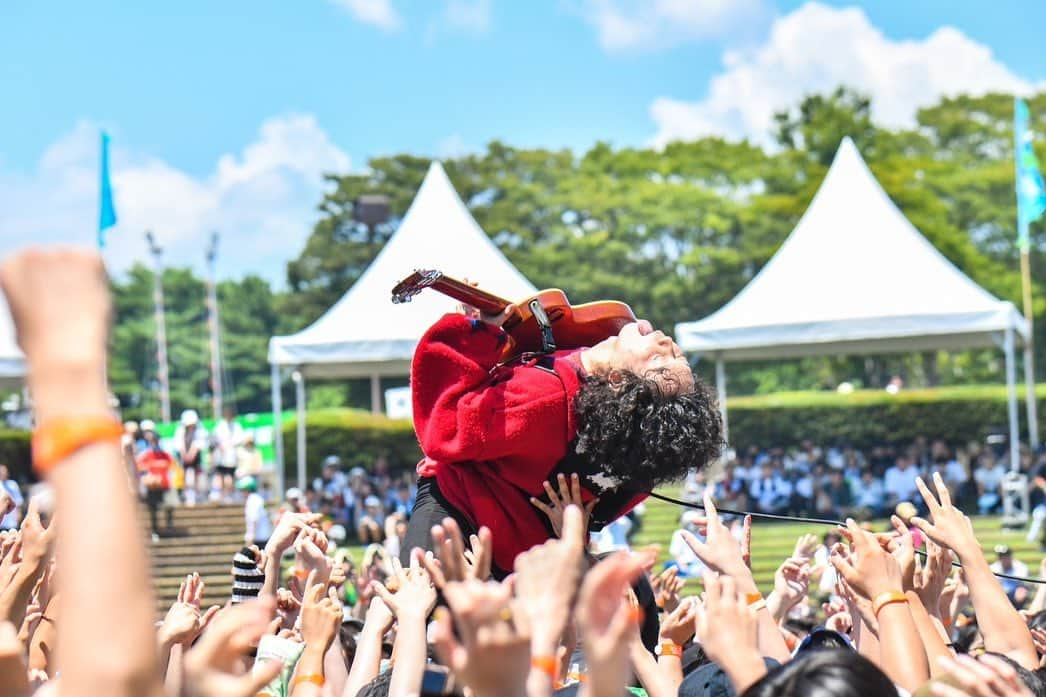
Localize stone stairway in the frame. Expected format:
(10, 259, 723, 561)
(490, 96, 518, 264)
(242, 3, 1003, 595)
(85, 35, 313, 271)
(146, 502, 244, 615)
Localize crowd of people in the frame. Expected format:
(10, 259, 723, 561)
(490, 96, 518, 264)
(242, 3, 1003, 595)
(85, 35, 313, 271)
(5, 247, 1046, 697)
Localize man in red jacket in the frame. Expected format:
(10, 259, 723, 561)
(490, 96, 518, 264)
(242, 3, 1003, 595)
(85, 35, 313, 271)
(403, 311, 723, 574)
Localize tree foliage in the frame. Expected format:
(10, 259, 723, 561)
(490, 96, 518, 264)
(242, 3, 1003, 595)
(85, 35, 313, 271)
(108, 87, 1046, 418)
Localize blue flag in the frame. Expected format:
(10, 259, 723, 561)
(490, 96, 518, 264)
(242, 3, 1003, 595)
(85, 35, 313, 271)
(1015, 98, 1046, 251)
(98, 130, 117, 248)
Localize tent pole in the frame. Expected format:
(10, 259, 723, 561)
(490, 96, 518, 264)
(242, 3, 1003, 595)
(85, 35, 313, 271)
(293, 371, 307, 491)
(270, 363, 284, 496)
(1025, 344, 1039, 449)
(370, 374, 382, 415)
(715, 357, 728, 444)
(1005, 327, 1021, 473)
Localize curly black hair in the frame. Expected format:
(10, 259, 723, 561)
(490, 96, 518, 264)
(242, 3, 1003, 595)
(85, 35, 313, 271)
(573, 368, 724, 491)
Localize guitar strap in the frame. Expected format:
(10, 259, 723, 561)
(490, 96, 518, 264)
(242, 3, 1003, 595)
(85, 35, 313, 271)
(527, 298, 557, 354)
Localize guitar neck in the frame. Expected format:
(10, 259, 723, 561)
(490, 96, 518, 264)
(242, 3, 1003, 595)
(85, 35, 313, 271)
(430, 275, 512, 315)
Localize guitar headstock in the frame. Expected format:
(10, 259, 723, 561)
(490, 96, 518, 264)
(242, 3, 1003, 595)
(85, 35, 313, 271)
(390, 269, 444, 304)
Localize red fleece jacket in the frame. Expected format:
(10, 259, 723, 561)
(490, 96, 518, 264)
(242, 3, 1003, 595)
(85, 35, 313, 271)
(412, 313, 646, 571)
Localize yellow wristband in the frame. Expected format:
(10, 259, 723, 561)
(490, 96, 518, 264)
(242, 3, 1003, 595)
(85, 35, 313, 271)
(872, 590, 908, 616)
(32, 415, 123, 475)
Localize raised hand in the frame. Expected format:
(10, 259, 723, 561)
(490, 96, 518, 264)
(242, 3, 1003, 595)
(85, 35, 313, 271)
(371, 555, 437, 622)
(575, 551, 651, 697)
(931, 653, 1034, 697)
(431, 579, 531, 697)
(651, 566, 685, 614)
(767, 557, 810, 621)
(530, 473, 598, 541)
(831, 520, 904, 600)
(915, 540, 954, 615)
(793, 533, 819, 561)
(681, 490, 748, 579)
(299, 571, 342, 655)
(264, 512, 323, 558)
(695, 572, 766, 694)
(513, 505, 587, 658)
(182, 598, 283, 697)
(911, 473, 979, 560)
(887, 515, 916, 591)
(658, 596, 698, 646)
(418, 517, 492, 589)
(19, 498, 56, 565)
(159, 573, 220, 647)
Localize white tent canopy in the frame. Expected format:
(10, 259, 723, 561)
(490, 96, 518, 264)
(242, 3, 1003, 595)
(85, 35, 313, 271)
(675, 137, 1027, 360)
(269, 161, 536, 378)
(0, 297, 25, 389)
(268, 161, 537, 491)
(675, 137, 1032, 474)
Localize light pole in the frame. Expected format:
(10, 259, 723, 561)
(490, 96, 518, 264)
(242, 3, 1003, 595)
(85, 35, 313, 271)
(205, 231, 224, 419)
(145, 231, 171, 423)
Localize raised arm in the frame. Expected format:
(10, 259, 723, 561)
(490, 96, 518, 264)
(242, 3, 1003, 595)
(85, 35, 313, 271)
(1, 248, 164, 697)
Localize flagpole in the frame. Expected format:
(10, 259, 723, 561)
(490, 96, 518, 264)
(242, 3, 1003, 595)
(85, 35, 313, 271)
(205, 231, 224, 420)
(146, 231, 172, 424)
(1021, 244, 1039, 449)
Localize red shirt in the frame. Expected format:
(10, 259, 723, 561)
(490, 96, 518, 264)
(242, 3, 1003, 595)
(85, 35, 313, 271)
(412, 314, 646, 571)
(136, 448, 173, 490)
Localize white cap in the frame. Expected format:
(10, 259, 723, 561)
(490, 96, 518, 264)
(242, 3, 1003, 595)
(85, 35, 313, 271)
(364, 495, 381, 508)
(180, 409, 199, 426)
(140, 419, 157, 432)
(286, 487, 303, 500)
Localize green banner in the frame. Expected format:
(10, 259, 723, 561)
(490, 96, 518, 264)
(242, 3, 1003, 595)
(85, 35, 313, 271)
(154, 411, 292, 467)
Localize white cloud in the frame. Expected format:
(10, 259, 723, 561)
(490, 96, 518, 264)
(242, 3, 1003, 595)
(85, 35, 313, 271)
(435, 133, 475, 158)
(443, 0, 492, 34)
(575, 0, 769, 52)
(328, 0, 402, 31)
(0, 114, 351, 286)
(650, 2, 1036, 147)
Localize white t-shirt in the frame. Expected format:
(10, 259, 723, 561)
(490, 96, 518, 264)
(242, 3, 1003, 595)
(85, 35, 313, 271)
(884, 466, 920, 502)
(245, 493, 273, 542)
(590, 516, 632, 553)
(975, 465, 1007, 493)
(0, 480, 22, 529)
(212, 420, 244, 468)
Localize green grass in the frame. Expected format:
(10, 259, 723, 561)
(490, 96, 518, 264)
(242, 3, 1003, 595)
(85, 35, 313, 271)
(336, 492, 1043, 595)
(727, 383, 1046, 409)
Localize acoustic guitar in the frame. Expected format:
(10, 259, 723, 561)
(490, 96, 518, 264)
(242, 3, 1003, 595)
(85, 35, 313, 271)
(391, 269, 636, 359)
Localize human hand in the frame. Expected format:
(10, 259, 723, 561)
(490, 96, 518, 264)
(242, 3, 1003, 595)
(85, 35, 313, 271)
(0, 248, 110, 375)
(363, 595, 395, 635)
(159, 573, 221, 647)
(299, 570, 342, 654)
(831, 519, 904, 600)
(886, 515, 916, 591)
(771, 557, 811, 614)
(695, 572, 766, 693)
(182, 597, 283, 697)
(916, 540, 954, 616)
(0, 620, 29, 697)
(681, 490, 751, 582)
(0, 489, 13, 521)
(658, 596, 698, 646)
(940, 569, 970, 620)
(372, 556, 437, 622)
(431, 579, 531, 697)
(838, 577, 879, 637)
(1030, 628, 1046, 658)
(513, 505, 586, 654)
(911, 473, 979, 560)
(19, 498, 56, 565)
(294, 529, 332, 585)
(418, 517, 492, 589)
(651, 566, 685, 614)
(824, 604, 853, 635)
(264, 512, 322, 558)
(575, 551, 651, 697)
(793, 533, 819, 561)
(530, 473, 598, 541)
(930, 653, 1034, 697)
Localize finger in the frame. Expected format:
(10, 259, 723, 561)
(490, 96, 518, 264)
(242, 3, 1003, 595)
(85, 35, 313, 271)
(933, 472, 953, 508)
(417, 549, 447, 589)
(542, 480, 562, 508)
(556, 473, 570, 501)
(916, 476, 941, 512)
(200, 605, 221, 632)
(304, 569, 324, 603)
(178, 579, 188, 604)
(560, 505, 585, 546)
(570, 473, 583, 505)
(702, 489, 719, 529)
(530, 498, 555, 518)
(440, 518, 467, 581)
(472, 527, 493, 580)
(371, 580, 396, 609)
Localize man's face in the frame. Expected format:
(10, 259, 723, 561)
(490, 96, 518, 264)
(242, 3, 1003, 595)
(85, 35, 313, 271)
(597, 321, 694, 394)
(0, 465, 8, 480)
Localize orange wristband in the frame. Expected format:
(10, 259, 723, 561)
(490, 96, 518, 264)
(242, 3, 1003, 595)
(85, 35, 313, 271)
(531, 655, 558, 680)
(745, 592, 763, 605)
(292, 673, 325, 688)
(32, 415, 123, 474)
(872, 591, 908, 616)
(655, 642, 683, 658)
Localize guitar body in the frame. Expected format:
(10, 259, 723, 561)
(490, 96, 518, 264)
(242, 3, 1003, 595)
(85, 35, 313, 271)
(501, 289, 636, 358)
(391, 270, 637, 360)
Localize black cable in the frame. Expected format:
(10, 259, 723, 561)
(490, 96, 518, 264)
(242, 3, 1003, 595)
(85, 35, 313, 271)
(648, 491, 1046, 586)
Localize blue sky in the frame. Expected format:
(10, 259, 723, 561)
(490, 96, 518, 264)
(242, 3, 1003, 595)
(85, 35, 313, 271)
(2, 0, 1045, 283)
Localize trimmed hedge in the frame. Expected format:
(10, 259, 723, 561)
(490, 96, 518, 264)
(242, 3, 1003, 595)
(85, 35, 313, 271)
(728, 384, 1046, 450)
(0, 430, 32, 481)
(282, 408, 421, 481)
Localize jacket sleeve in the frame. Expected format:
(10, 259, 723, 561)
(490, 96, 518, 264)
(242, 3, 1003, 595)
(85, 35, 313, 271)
(411, 314, 567, 462)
